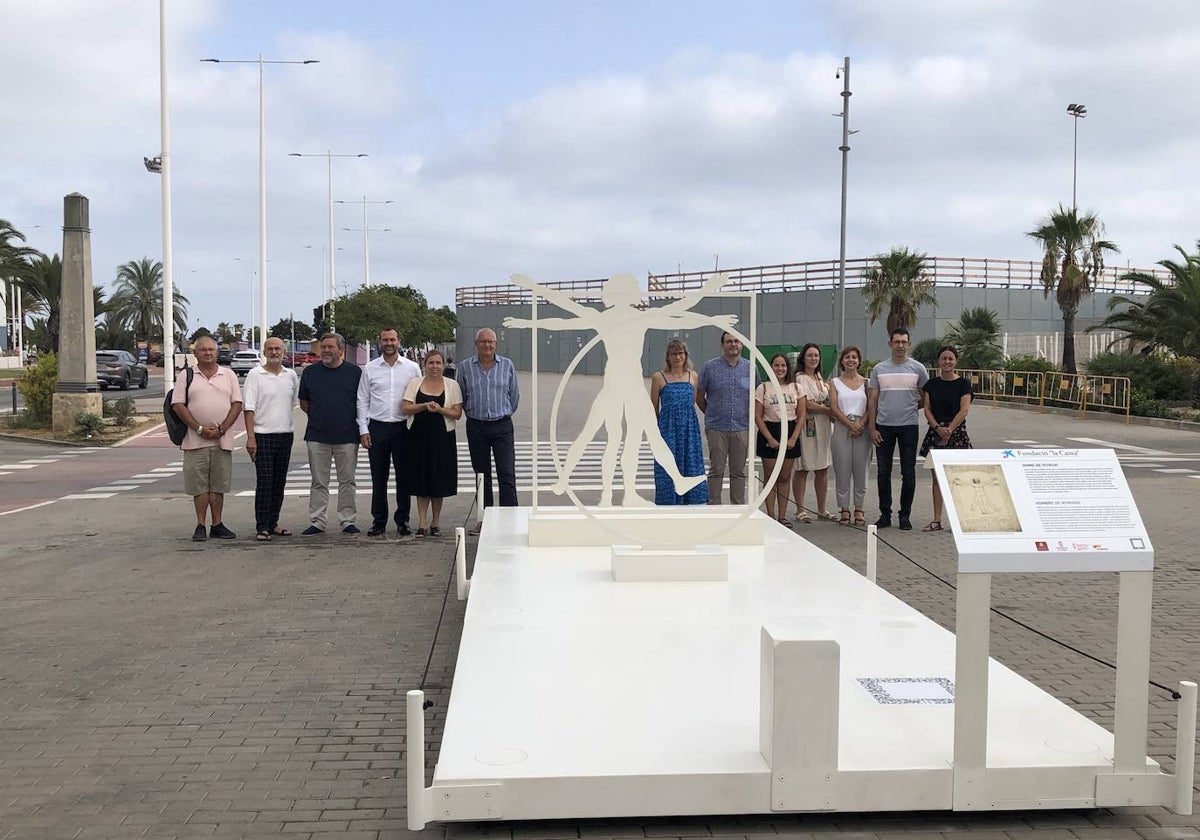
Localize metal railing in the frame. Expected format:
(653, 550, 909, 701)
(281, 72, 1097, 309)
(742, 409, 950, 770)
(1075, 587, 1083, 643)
(456, 256, 1169, 306)
(949, 368, 1132, 423)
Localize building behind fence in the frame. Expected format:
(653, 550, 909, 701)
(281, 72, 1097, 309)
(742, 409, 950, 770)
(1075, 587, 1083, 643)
(455, 256, 1160, 375)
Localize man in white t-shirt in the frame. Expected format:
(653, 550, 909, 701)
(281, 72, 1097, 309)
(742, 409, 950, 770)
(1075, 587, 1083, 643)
(243, 336, 300, 541)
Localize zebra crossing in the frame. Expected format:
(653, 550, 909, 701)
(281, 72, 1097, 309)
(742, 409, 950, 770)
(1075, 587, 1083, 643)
(233, 440, 663, 497)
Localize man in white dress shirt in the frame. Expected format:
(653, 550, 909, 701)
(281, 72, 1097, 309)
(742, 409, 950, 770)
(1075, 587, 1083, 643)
(357, 328, 422, 537)
(243, 336, 301, 541)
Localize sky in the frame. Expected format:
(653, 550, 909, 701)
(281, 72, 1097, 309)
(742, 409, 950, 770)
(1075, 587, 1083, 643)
(3, 0, 1198, 334)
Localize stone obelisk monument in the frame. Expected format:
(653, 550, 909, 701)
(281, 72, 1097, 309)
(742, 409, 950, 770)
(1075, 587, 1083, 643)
(52, 193, 101, 431)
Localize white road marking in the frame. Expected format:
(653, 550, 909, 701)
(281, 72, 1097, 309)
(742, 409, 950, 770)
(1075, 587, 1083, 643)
(0, 500, 57, 516)
(0, 464, 37, 470)
(86, 486, 135, 492)
(1152, 468, 1196, 475)
(19, 458, 59, 464)
(61, 493, 114, 499)
(1066, 437, 1172, 455)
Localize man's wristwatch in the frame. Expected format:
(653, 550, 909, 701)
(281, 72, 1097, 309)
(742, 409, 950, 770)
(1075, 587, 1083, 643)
(195, 424, 204, 434)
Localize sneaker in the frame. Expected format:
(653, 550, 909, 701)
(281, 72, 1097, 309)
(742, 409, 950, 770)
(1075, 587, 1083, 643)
(301, 525, 325, 536)
(898, 516, 913, 531)
(367, 525, 386, 537)
(874, 515, 892, 529)
(342, 524, 360, 534)
(398, 524, 412, 537)
(209, 522, 236, 540)
(191, 524, 208, 542)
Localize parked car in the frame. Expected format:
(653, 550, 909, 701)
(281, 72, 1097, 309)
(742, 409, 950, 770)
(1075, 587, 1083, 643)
(217, 347, 233, 366)
(230, 350, 264, 377)
(289, 351, 320, 367)
(96, 350, 149, 390)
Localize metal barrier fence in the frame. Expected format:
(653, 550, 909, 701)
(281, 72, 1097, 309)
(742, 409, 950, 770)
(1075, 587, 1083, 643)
(952, 369, 1132, 423)
(456, 256, 1169, 306)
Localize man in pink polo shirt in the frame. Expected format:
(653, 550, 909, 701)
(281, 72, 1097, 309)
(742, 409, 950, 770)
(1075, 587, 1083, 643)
(171, 335, 244, 541)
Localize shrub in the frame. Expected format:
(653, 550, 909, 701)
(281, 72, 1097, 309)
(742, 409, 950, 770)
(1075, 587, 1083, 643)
(1085, 352, 1189, 402)
(1002, 354, 1058, 373)
(858, 358, 878, 379)
(16, 352, 57, 425)
(74, 411, 105, 438)
(912, 338, 941, 366)
(107, 396, 137, 426)
(1130, 387, 1170, 418)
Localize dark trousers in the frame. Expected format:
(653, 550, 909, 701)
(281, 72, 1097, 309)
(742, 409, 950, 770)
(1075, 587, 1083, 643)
(466, 416, 517, 507)
(253, 432, 293, 533)
(368, 420, 411, 528)
(875, 423, 919, 518)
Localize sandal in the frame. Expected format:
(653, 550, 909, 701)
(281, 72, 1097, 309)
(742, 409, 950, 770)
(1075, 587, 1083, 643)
(796, 511, 812, 524)
(429, 526, 441, 537)
(922, 521, 943, 532)
(853, 510, 866, 526)
(415, 528, 426, 538)
(255, 531, 272, 542)
(838, 510, 851, 526)
(270, 527, 292, 537)
(817, 510, 838, 521)
(777, 517, 793, 529)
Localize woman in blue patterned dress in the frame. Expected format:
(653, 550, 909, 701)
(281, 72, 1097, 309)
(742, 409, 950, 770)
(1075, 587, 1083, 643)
(650, 339, 708, 505)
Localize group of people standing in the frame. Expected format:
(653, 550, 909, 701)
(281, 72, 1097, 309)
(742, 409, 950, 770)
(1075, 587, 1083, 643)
(651, 327, 974, 532)
(172, 327, 519, 543)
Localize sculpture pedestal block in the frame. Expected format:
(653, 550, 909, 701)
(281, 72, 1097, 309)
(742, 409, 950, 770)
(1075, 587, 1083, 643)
(52, 392, 102, 433)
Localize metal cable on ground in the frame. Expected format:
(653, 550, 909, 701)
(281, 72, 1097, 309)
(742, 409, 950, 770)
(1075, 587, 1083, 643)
(853, 522, 1183, 700)
(416, 494, 479, 708)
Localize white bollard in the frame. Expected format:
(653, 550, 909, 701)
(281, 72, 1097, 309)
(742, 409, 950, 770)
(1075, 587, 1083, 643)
(455, 526, 470, 600)
(407, 689, 427, 829)
(866, 524, 878, 584)
(475, 473, 484, 530)
(1175, 680, 1197, 815)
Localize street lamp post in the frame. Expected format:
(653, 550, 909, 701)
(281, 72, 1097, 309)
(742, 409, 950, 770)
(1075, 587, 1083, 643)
(201, 55, 318, 351)
(335, 196, 393, 287)
(233, 257, 267, 348)
(1067, 103, 1087, 209)
(834, 56, 856, 349)
(303, 243, 344, 326)
(289, 151, 368, 329)
(154, 0, 174, 389)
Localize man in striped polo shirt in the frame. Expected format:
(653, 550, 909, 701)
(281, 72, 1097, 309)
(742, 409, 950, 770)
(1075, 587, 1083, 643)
(866, 328, 928, 530)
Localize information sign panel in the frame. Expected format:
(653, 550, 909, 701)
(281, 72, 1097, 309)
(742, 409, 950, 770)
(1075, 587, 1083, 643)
(931, 448, 1152, 573)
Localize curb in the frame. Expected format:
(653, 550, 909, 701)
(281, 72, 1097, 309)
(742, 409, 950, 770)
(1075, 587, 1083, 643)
(980, 399, 1200, 433)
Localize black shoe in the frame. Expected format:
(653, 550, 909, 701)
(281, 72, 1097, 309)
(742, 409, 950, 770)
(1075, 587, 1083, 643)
(367, 525, 386, 537)
(192, 524, 207, 542)
(342, 524, 360, 534)
(429, 526, 441, 538)
(301, 525, 325, 536)
(398, 524, 412, 537)
(874, 515, 892, 529)
(898, 516, 913, 531)
(209, 522, 236, 540)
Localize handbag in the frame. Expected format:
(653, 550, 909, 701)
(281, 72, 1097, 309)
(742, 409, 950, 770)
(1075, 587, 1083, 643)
(162, 367, 194, 446)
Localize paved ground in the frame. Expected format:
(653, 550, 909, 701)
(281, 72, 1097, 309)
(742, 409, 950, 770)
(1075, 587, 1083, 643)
(0, 372, 1196, 839)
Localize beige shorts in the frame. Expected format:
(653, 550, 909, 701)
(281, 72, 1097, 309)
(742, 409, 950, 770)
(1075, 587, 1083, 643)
(183, 446, 233, 495)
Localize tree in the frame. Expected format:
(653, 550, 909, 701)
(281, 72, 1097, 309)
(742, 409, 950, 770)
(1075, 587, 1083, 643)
(107, 257, 189, 345)
(95, 313, 135, 352)
(269, 316, 314, 342)
(1026, 205, 1119, 375)
(862, 247, 937, 335)
(943, 307, 1004, 370)
(17, 254, 62, 352)
(1089, 241, 1200, 406)
(0, 219, 40, 289)
(326, 284, 458, 347)
(188, 326, 214, 344)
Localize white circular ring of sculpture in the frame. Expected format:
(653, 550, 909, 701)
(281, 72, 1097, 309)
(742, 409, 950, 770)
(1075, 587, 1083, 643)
(547, 323, 787, 548)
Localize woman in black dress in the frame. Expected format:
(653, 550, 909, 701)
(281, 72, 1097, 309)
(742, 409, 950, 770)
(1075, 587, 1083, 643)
(401, 351, 463, 537)
(919, 345, 973, 532)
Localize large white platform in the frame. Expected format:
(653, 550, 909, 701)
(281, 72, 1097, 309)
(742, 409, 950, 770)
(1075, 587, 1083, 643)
(415, 507, 1187, 824)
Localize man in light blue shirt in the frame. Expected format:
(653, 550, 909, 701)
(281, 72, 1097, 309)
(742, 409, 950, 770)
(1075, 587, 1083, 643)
(458, 327, 520, 509)
(696, 333, 751, 505)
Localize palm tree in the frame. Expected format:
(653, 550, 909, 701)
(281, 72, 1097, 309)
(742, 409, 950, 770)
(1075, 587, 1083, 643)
(863, 247, 937, 335)
(1026, 205, 1119, 375)
(0, 219, 40, 284)
(943, 307, 1004, 370)
(107, 258, 189, 346)
(17, 254, 63, 352)
(1089, 241, 1200, 406)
